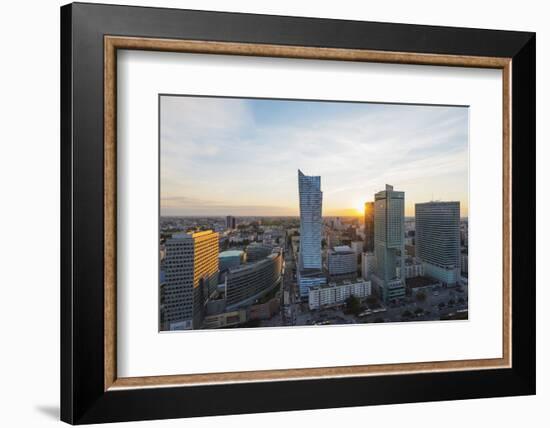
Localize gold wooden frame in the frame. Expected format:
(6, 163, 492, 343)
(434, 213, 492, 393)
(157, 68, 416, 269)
(104, 35, 512, 391)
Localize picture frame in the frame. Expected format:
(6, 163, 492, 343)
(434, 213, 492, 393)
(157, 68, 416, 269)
(60, 2, 535, 424)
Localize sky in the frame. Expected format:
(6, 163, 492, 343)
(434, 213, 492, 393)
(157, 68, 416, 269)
(160, 95, 469, 217)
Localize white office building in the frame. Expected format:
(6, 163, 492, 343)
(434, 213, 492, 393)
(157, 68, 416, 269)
(396, 258, 424, 278)
(308, 279, 372, 310)
(415, 201, 461, 286)
(328, 246, 357, 279)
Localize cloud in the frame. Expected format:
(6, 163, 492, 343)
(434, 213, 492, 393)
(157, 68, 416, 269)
(160, 96, 469, 216)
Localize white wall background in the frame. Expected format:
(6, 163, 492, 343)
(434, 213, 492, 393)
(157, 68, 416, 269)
(0, 0, 546, 427)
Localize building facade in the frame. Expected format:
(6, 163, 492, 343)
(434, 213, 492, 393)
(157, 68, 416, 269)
(372, 184, 406, 302)
(225, 215, 236, 230)
(224, 250, 283, 311)
(308, 279, 372, 310)
(298, 169, 323, 270)
(364, 201, 374, 252)
(298, 270, 327, 298)
(163, 230, 219, 330)
(350, 240, 364, 262)
(328, 246, 357, 280)
(397, 257, 424, 278)
(246, 242, 273, 262)
(361, 252, 377, 280)
(297, 169, 325, 297)
(218, 250, 246, 271)
(461, 250, 468, 274)
(415, 201, 461, 286)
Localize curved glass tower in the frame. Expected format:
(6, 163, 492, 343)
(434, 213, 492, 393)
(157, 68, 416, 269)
(297, 170, 325, 297)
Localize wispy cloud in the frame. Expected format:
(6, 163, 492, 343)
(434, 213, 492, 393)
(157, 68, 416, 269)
(160, 96, 468, 216)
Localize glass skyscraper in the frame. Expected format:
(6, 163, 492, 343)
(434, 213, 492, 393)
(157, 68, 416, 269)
(297, 170, 326, 297)
(415, 201, 461, 285)
(298, 170, 323, 270)
(372, 184, 406, 302)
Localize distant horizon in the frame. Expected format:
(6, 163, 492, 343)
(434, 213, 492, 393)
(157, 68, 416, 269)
(161, 96, 469, 217)
(161, 213, 469, 219)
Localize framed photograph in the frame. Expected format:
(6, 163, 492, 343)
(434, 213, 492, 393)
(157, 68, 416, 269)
(60, 2, 535, 424)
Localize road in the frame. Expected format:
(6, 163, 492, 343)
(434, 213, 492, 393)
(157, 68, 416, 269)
(265, 234, 469, 327)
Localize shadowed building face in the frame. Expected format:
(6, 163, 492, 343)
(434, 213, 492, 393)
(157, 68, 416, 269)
(364, 201, 374, 252)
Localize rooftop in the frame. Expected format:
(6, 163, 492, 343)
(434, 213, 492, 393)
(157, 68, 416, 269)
(406, 276, 440, 289)
(171, 229, 216, 240)
(219, 250, 244, 258)
(317, 278, 370, 290)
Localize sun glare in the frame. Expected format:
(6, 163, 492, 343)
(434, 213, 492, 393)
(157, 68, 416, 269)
(354, 202, 364, 216)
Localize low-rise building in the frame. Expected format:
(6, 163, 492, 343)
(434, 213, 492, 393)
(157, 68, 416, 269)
(371, 275, 406, 302)
(308, 278, 372, 310)
(202, 309, 247, 329)
(396, 257, 424, 278)
(246, 243, 273, 262)
(328, 246, 357, 280)
(249, 298, 280, 320)
(224, 250, 283, 311)
(218, 249, 246, 271)
(298, 269, 327, 299)
(405, 276, 441, 296)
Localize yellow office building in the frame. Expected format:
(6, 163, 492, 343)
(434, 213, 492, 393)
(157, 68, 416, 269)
(163, 230, 219, 330)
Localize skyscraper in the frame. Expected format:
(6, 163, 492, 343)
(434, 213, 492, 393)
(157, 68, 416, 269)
(298, 170, 322, 270)
(297, 170, 326, 297)
(225, 215, 236, 230)
(415, 201, 461, 285)
(364, 201, 374, 252)
(163, 230, 219, 330)
(372, 184, 406, 302)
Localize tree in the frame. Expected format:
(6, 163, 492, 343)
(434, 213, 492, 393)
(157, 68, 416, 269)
(415, 291, 427, 302)
(345, 295, 361, 315)
(366, 295, 378, 306)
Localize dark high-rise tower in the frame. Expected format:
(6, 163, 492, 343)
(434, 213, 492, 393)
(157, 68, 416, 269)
(364, 201, 374, 252)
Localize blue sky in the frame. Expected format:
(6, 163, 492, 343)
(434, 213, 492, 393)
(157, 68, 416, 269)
(160, 95, 468, 217)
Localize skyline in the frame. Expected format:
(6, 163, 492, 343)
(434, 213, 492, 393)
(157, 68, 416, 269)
(161, 96, 469, 217)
